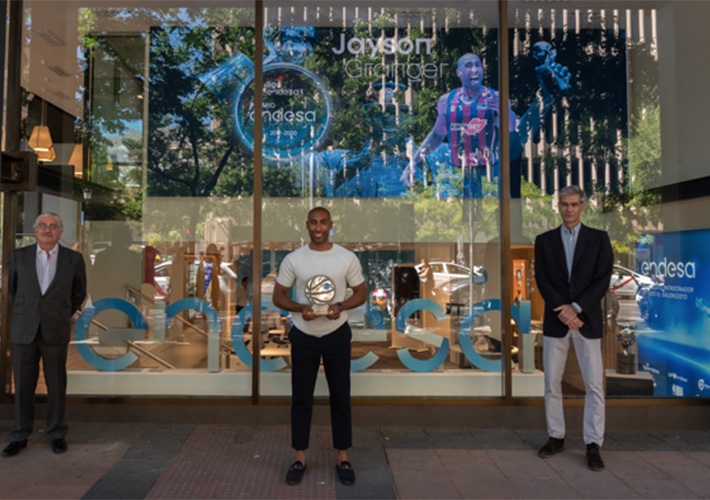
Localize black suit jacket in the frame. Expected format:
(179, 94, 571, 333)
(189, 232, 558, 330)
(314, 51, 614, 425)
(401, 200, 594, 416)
(8, 244, 87, 345)
(534, 224, 613, 339)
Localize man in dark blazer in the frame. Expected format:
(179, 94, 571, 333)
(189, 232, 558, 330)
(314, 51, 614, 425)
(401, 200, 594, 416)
(2, 212, 86, 457)
(534, 185, 613, 471)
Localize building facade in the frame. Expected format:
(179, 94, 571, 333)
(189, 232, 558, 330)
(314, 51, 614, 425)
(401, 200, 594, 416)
(1, 0, 709, 403)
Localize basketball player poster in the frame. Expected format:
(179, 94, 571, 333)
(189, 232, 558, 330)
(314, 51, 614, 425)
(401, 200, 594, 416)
(147, 19, 627, 201)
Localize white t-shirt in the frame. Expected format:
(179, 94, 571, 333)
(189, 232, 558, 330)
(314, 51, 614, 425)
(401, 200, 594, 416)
(276, 243, 365, 337)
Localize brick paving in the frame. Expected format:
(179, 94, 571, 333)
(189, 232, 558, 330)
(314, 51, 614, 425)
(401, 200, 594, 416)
(147, 425, 336, 500)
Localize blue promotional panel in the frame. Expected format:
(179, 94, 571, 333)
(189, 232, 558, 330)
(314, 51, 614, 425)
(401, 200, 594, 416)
(636, 230, 710, 397)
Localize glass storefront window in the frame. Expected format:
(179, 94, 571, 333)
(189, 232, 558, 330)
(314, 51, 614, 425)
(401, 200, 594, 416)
(509, 1, 710, 399)
(4, 0, 709, 401)
(254, 2, 528, 398)
(18, 2, 256, 396)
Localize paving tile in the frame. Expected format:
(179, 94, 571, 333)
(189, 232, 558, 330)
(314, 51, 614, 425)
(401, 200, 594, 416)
(0, 442, 129, 500)
(381, 426, 430, 449)
(605, 430, 675, 451)
(512, 428, 549, 451)
(616, 462, 699, 499)
(508, 478, 581, 499)
(5, 417, 710, 500)
(69, 422, 151, 445)
(488, 449, 560, 480)
(555, 431, 586, 450)
(424, 427, 477, 449)
(544, 450, 640, 498)
(437, 449, 521, 499)
(636, 451, 710, 498)
(146, 425, 336, 499)
(595, 433, 629, 452)
(686, 450, 710, 468)
(604, 450, 672, 481)
(4, 485, 89, 499)
(470, 429, 531, 450)
(337, 441, 395, 500)
(123, 423, 196, 460)
(386, 448, 460, 499)
(351, 426, 384, 448)
(650, 430, 710, 451)
(83, 458, 172, 499)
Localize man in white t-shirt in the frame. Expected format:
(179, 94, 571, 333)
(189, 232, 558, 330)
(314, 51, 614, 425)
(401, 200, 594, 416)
(273, 207, 367, 487)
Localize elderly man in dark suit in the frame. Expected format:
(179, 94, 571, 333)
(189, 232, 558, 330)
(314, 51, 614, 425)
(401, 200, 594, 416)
(2, 212, 86, 457)
(534, 185, 613, 471)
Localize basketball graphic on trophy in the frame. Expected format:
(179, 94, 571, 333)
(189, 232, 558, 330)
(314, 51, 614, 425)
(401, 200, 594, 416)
(305, 275, 337, 315)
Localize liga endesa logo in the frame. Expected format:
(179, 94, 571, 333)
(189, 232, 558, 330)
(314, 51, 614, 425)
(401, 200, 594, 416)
(640, 257, 696, 279)
(233, 63, 331, 161)
(699, 379, 710, 392)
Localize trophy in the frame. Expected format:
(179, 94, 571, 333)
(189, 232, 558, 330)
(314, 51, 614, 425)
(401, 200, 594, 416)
(616, 324, 637, 374)
(304, 275, 337, 315)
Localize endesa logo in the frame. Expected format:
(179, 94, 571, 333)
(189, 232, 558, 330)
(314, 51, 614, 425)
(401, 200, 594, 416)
(640, 257, 696, 279)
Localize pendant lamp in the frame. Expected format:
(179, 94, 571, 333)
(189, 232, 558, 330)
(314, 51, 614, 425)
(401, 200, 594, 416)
(28, 98, 54, 161)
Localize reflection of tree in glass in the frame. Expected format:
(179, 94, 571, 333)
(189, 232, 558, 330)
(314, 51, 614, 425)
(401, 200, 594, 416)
(144, 21, 300, 199)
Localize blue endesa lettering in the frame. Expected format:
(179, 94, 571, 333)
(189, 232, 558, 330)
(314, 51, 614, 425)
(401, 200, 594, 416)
(75, 298, 531, 373)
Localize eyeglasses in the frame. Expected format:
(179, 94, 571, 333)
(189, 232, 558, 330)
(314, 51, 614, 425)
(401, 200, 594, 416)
(37, 223, 61, 231)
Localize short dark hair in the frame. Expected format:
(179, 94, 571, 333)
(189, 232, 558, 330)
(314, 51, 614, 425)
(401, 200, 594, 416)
(241, 277, 249, 285)
(307, 206, 331, 220)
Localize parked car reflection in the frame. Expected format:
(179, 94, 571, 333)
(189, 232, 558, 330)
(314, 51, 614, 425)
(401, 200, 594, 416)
(609, 264, 655, 299)
(414, 260, 486, 303)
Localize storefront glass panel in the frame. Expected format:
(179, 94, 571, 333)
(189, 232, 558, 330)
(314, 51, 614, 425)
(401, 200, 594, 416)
(509, 0, 710, 399)
(9, 0, 709, 401)
(251, 1, 531, 398)
(17, 1, 256, 397)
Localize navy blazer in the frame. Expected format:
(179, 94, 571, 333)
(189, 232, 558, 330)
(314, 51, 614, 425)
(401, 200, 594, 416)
(8, 244, 87, 345)
(534, 224, 613, 339)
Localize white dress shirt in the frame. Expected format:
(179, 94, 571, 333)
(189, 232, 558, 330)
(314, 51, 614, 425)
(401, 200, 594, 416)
(561, 223, 583, 313)
(36, 244, 59, 295)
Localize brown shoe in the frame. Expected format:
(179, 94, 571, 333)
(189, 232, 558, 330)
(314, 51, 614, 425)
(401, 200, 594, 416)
(586, 443, 605, 471)
(538, 437, 565, 458)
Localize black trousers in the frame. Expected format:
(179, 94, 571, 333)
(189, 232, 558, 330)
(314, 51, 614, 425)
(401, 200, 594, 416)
(11, 326, 68, 441)
(289, 322, 352, 451)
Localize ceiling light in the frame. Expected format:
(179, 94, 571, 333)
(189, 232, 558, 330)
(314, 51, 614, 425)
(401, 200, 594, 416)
(37, 145, 56, 162)
(28, 98, 54, 155)
(28, 125, 53, 152)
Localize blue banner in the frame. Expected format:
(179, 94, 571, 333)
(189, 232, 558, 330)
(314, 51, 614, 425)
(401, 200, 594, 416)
(636, 229, 710, 397)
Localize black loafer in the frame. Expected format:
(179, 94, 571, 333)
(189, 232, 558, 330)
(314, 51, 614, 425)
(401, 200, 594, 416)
(336, 461, 356, 486)
(586, 443, 605, 471)
(52, 438, 67, 454)
(538, 437, 565, 458)
(2, 439, 27, 457)
(286, 460, 306, 485)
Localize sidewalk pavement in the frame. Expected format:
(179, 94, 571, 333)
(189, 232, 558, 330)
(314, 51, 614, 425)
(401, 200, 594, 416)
(2, 418, 710, 499)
